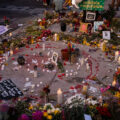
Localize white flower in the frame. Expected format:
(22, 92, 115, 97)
(44, 103, 54, 110)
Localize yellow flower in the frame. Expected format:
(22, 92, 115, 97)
(115, 92, 120, 98)
(29, 105, 33, 110)
(47, 115, 52, 120)
(43, 112, 48, 117)
(103, 103, 109, 108)
(39, 107, 43, 110)
(54, 110, 59, 115)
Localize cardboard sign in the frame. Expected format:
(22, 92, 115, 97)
(94, 21, 103, 32)
(102, 31, 111, 40)
(78, 0, 105, 11)
(0, 79, 23, 100)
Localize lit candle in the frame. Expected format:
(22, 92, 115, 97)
(118, 57, 120, 64)
(10, 49, 13, 56)
(57, 88, 63, 104)
(34, 65, 38, 78)
(54, 33, 57, 41)
(82, 84, 88, 94)
(9, 32, 12, 37)
(1, 64, 5, 71)
(42, 44, 45, 51)
(112, 80, 116, 87)
(115, 51, 119, 61)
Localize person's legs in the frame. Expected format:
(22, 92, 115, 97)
(111, 0, 115, 9)
(116, 0, 120, 10)
(43, 0, 47, 5)
(46, 0, 50, 6)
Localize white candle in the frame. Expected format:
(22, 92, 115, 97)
(10, 49, 13, 56)
(34, 70, 38, 78)
(115, 51, 119, 61)
(54, 33, 57, 41)
(42, 44, 45, 51)
(118, 57, 120, 64)
(86, 63, 90, 71)
(57, 88, 63, 104)
(1, 64, 5, 71)
(5, 54, 8, 61)
(66, 74, 68, 77)
(99, 96, 103, 105)
(80, 58, 84, 66)
(70, 73, 72, 76)
(47, 51, 50, 56)
(26, 78, 29, 81)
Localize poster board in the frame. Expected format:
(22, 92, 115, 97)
(0, 25, 8, 35)
(79, 22, 92, 33)
(79, 22, 89, 33)
(78, 0, 105, 11)
(0, 79, 23, 100)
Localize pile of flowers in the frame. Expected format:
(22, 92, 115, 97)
(65, 94, 98, 108)
(18, 103, 62, 120)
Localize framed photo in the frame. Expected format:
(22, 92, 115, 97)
(86, 11, 96, 21)
(51, 52, 58, 65)
(94, 21, 103, 32)
(102, 31, 111, 40)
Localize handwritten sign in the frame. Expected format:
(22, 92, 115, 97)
(79, 0, 105, 11)
(0, 79, 23, 100)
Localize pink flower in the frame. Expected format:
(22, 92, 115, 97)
(18, 114, 29, 120)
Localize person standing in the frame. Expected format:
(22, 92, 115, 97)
(111, 0, 120, 10)
(46, 0, 50, 6)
